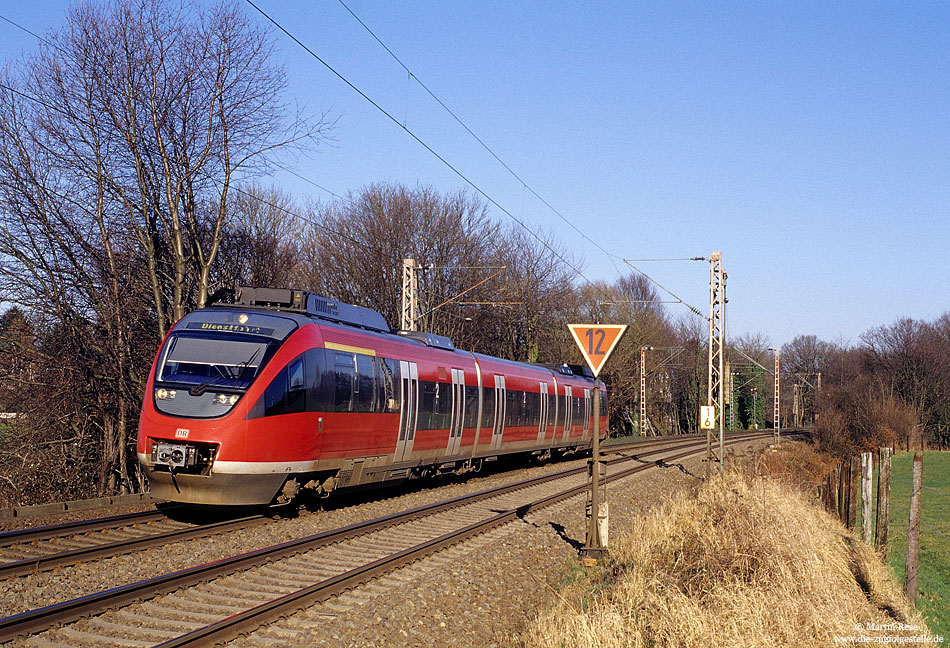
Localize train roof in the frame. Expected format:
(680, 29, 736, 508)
(207, 286, 594, 379)
(219, 286, 392, 334)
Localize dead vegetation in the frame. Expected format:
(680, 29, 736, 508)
(520, 444, 935, 647)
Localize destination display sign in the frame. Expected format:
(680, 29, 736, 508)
(186, 322, 275, 336)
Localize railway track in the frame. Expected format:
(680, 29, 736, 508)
(0, 432, 783, 647)
(0, 433, 716, 582)
(0, 510, 268, 580)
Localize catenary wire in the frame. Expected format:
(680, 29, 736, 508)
(0, 82, 374, 255)
(243, 0, 613, 302)
(334, 0, 628, 279)
(2, 6, 704, 314)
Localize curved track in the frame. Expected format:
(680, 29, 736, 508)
(0, 432, 788, 647)
(0, 432, 719, 581)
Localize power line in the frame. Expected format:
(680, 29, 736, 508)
(622, 258, 706, 319)
(626, 257, 707, 262)
(243, 0, 610, 300)
(3, 5, 708, 318)
(0, 12, 67, 56)
(0, 81, 373, 255)
(334, 0, 627, 280)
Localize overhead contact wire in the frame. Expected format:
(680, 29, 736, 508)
(335, 0, 627, 278)
(244, 0, 611, 301)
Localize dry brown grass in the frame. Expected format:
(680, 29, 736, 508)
(520, 451, 936, 647)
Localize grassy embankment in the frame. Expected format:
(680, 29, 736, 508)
(875, 451, 950, 637)
(520, 444, 938, 647)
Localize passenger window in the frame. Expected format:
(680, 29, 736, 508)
(334, 352, 355, 412)
(464, 385, 478, 428)
(481, 386, 495, 429)
(289, 358, 304, 390)
(355, 354, 375, 412)
(377, 357, 399, 412)
(285, 358, 305, 413)
(264, 369, 287, 417)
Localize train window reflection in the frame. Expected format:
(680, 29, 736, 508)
(158, 335, 269, 389)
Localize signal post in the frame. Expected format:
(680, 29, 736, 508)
(568, 323, 628, 562)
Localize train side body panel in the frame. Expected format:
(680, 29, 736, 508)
(138, 291, 607, 506)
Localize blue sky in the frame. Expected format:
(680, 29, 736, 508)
(2, 1, 948, 348)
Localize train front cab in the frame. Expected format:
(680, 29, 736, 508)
(137, 308, 322, 506)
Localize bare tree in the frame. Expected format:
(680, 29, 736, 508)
(219, 184, 301, 288)
(0, 0, 323, 500)
(488, 227, 578, 363)
(781, 334, 832, 424)
(299, 184, 500, 340)
(16, 0, 324, 337)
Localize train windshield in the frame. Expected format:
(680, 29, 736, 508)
(157, 334, 271, 391)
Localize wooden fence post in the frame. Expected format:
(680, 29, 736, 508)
(848, 456, 860, 530)
(905, 452, 923, 606)
(861, 452, 873, 543)
(824, 469, 836, 514)
(829, 465, 840, 515)
(838, 461, 849, 524)
(875, 447, 891, 551)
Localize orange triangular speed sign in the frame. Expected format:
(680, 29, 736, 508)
(568, 324, 628, 377)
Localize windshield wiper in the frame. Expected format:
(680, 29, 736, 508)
(235, 347, 263, 382)
(189, 376, 223, 397)
(188, 347, 263, 397)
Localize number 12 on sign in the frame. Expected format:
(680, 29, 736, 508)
(568, 324, 628, 377)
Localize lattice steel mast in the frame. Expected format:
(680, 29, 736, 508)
(773, 347, 781, 441)
(401, 258, 420, 331)
(706, 252, 726, 472)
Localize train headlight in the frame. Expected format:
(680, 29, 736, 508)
(156, 388, 176, 400)
(214, 393, 240, 406)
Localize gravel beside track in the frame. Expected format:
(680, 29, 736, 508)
(0, 502, 159, 534)
(1, 455, 599, 616)
(1, 437, 773, 647)
(222, 440, 768, 648)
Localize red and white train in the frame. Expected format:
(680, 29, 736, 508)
(137, 287, 607, 506)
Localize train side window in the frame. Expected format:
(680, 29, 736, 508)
(285, 357, 305, 413)
(506, 389, 517, 427)
(306, 348, 329, 412)
(355, 353, 375, 412)
(334, 351, 355, 412)
(264, 368, 288, 417)
(420, 381, 438, 430)
(435, 380, 451, 430)
(481, 385, 495, 430)
(463, 385, 478, 428)
(376, 357, 399, 412)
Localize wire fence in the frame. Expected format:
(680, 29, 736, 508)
(819, 449, 949, 633)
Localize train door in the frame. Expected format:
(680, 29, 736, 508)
(583, 388, 592, 438)
(446, 368, 465, 456)
(537, 382, 549, 442)
(490, 375, 506, 450)
(561, 386, 573, 441)
(395, 361, 419, 462)
(548, 376, 559, 447)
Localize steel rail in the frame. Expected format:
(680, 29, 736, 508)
(0, 515, 267, 579)
(0, 509, 169, 545)
(158, 433, 786, 647)
(0, 433, 717, 583)
(0, 436, 725, 641)
(0, 432, 785, 643)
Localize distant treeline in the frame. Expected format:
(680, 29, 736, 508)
(0, 0, 944, 505)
